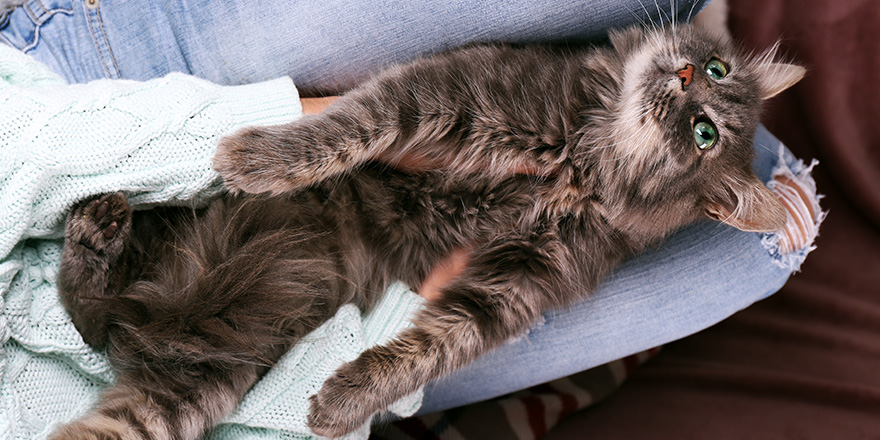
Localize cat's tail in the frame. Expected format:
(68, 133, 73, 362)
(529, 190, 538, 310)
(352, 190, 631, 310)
(48, 373, 253, 440)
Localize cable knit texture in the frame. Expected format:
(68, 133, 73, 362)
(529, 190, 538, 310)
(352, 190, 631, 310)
(0, 45, 424, 440)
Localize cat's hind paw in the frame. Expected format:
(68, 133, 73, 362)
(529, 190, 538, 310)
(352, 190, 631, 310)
(307, 371, 376, 438)
(65, 192, 131, 261)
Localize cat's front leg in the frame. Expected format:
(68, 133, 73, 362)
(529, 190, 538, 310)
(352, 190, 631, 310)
(215, 50, 540, 196)
(307, 230, 582, 437)
(214, 99, 376, 196)
(58, 192, 132, 348)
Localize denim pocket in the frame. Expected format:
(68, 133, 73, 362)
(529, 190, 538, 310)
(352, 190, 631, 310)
(0, 0, 73, 52)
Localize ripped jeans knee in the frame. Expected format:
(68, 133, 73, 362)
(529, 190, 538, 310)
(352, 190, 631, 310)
(763, 147, 826, 271)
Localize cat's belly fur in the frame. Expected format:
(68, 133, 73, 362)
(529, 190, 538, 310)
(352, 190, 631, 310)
(113, 165, 546, 369)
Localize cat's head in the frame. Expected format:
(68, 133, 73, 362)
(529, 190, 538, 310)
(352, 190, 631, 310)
(588, 23, 804, 239)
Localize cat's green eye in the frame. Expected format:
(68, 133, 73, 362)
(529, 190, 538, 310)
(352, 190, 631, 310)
(693, 120, 717, 150)
(704, 59, 728, 80)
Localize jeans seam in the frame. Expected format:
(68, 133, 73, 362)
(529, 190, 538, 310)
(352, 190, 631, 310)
(25, 0, 72, 25)
(33, 0, 50, 15)
(83, 0, 119, 78)
(20, 4, 41, 51)
(23, 1, 38, 22)
(1, 0, 73, 52)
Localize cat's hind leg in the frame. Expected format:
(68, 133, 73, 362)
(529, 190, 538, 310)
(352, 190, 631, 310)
(58, 192, 133, 348)
(307, 227, 586, 437)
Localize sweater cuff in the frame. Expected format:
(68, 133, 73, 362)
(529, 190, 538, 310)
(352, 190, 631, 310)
(210, 75, 304, 129)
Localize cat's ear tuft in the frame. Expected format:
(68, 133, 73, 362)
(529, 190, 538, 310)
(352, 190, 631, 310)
(756, 62, 805, 99)
(704, 175, 787, 232)
(608, 26, 646, 54)
(753, 44, 806, 100)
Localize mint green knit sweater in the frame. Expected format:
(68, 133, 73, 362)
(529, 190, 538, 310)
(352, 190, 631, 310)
(0, 45, 424, 440)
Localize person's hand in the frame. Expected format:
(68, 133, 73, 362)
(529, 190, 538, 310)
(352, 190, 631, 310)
(301, 96, 339, 114)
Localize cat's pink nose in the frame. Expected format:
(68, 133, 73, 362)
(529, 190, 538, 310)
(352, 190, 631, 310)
(676, 64, 695, 87)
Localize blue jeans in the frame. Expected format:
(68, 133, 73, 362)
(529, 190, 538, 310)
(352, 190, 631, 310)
(2, 0, 707, 92)
(1, 0, 808, 414)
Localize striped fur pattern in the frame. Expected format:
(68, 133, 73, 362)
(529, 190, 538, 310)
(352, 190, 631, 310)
(55, 22, 803, 439)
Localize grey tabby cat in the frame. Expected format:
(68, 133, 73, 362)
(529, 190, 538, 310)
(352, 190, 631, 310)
(53, 22, 803, 440)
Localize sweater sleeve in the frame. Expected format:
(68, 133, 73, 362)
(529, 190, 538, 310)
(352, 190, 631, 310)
(0, 45, 303, 258)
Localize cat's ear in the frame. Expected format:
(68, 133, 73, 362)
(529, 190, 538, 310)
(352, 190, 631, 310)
(756, 62, 805, 99)
(692, 0, 732, 43)
(608, 26, 646, 54)
(754, 44, 806, 99)
(704, 174, 787, 232)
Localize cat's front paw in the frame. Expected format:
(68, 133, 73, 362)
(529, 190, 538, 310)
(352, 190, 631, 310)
(214, 125, 316, 195)
(307, 368, 377, 438)
(65, 192, 132, 261)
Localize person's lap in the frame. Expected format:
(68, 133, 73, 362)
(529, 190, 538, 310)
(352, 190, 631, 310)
(3, 0, 802, 414)
(419, 124, 798, 413)
(2, 0, 707, 92)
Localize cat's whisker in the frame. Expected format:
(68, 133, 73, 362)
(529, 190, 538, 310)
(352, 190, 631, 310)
(684, 0, 701, 24)
(731, 126, 778, 158)
(625, 6, 651, 30)
(754, 141, 778, 157)
(634, 0, 660, 33)
(653, 0, 668, 32)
